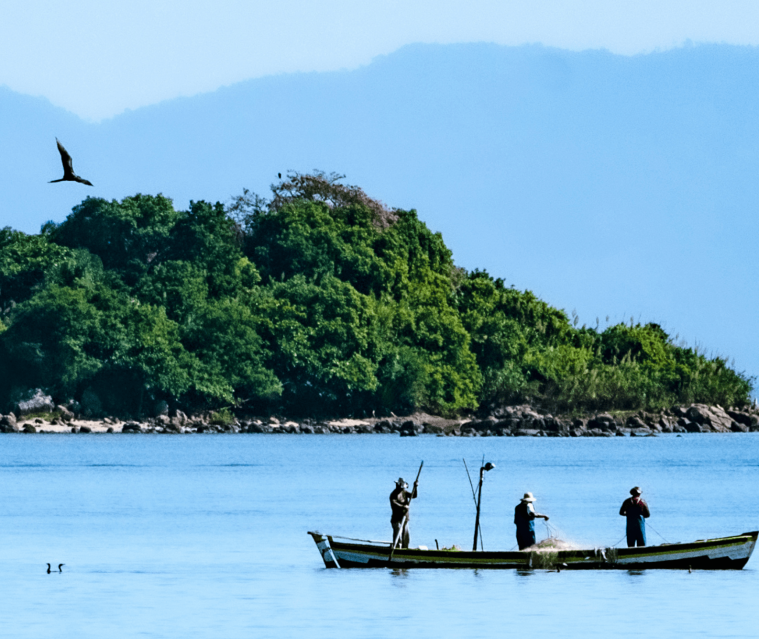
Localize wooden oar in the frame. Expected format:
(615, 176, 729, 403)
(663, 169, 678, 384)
(388, 461, 423, 562)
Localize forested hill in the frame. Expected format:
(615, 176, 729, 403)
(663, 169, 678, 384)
(0, 174, 752, 418)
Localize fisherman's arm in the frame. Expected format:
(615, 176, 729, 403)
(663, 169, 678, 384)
(641, 501, 650, 518)
(391, 496, 406, 510)
(619, 501, 628, 516)
(410, 481, 419, 499)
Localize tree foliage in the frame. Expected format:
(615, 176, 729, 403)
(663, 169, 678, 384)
(0, 174, 752, 416)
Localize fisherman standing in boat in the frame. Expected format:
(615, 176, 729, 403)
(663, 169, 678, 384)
(619, 486, 650, 547)
(514, 492, 549, 550)
(390, 477, 418, 549)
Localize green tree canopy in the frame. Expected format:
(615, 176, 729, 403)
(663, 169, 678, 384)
(0, 175, 752, 417)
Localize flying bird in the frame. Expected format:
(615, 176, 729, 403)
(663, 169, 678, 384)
(49, 138, 93, 186)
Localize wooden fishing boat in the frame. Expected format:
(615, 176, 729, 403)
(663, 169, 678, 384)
(308, 530, 758, 570)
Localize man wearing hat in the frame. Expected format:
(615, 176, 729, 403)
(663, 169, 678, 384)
(514, 492, 549, 550)
(390, 477, 418, 549)
(619, 487, 650, 547)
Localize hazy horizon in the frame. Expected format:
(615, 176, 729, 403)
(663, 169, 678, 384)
(5, 0, 759, 120)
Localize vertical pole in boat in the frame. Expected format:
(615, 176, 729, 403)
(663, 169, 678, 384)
(472, 462, 495, 551)
(463, 459, 484, 550)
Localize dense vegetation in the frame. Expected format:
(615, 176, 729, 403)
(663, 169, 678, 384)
(0, 173, 752, 418)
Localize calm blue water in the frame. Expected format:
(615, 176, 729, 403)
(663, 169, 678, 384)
(1, 434, 758, 638)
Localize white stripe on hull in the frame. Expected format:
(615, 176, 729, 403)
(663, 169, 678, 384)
(614, 539, 756, 566)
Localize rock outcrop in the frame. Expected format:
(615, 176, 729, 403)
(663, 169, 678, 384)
(15, 389, 55, 416)
(1, 401, 757, 436)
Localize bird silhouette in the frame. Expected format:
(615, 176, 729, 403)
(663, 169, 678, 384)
(46, 563, 51, 574)
(49, 138, 93, 186)
(46, 563, 65, 573)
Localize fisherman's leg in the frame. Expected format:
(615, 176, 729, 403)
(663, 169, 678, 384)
(392, 520, 402, 545)
(401, 521, 410, 549)
(628, 525, 646, 547)
(516, 530, 528, 550)
(517, 530, 535, 550)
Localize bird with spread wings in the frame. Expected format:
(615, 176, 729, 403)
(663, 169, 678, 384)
(49, 138, 93, 186)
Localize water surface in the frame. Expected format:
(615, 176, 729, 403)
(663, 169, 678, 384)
(1, 434, 757, 638)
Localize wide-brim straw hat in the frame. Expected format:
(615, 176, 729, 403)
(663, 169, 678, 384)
(521, 492, 536, 502)
(630, 486, 642, 496)
(396, 477, 406, 486)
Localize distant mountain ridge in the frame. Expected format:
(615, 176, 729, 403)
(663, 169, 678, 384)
(2, 42, 759, 387)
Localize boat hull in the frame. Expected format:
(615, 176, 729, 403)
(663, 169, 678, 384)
(308, 531, 758, 570)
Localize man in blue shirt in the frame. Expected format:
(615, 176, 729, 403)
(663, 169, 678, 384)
(514, 492, 549, 550)
(619, 487, 651, 547)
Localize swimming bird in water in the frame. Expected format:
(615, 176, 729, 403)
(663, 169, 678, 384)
(46, 563, 51, 574)
(46, 563, 64, 573)
(49, 138, 93, 186)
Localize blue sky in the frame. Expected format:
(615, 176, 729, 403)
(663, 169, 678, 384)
(4, 1, 759, 120)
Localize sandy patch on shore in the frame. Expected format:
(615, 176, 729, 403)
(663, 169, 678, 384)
(328, 418, 371, 428)
(21, 419, 123, 433)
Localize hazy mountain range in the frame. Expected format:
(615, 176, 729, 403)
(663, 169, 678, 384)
(2, 43, 758, 389)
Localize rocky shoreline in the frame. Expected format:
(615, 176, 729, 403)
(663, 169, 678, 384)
(1, 402, 758, 436)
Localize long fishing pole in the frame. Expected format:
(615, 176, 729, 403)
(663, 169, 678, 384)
(463, 458, 484, 550)
(463, 458, 477, 506)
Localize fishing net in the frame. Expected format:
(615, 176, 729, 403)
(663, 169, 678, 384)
(523, 536, 581, 569)
(526, 550, 556, 568)
(530, 537, 580, 551)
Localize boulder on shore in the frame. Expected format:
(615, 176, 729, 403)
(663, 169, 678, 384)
(55, 405, 75, 422)
(121, 423, 143, 433)
(686, 404, 733, 432)
(15, 389, 55, 416)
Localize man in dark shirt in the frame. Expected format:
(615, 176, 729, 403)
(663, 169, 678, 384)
(514, 492, 549, 550)
(619, 486, 651, 547)
(390, 477, 418, 549)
